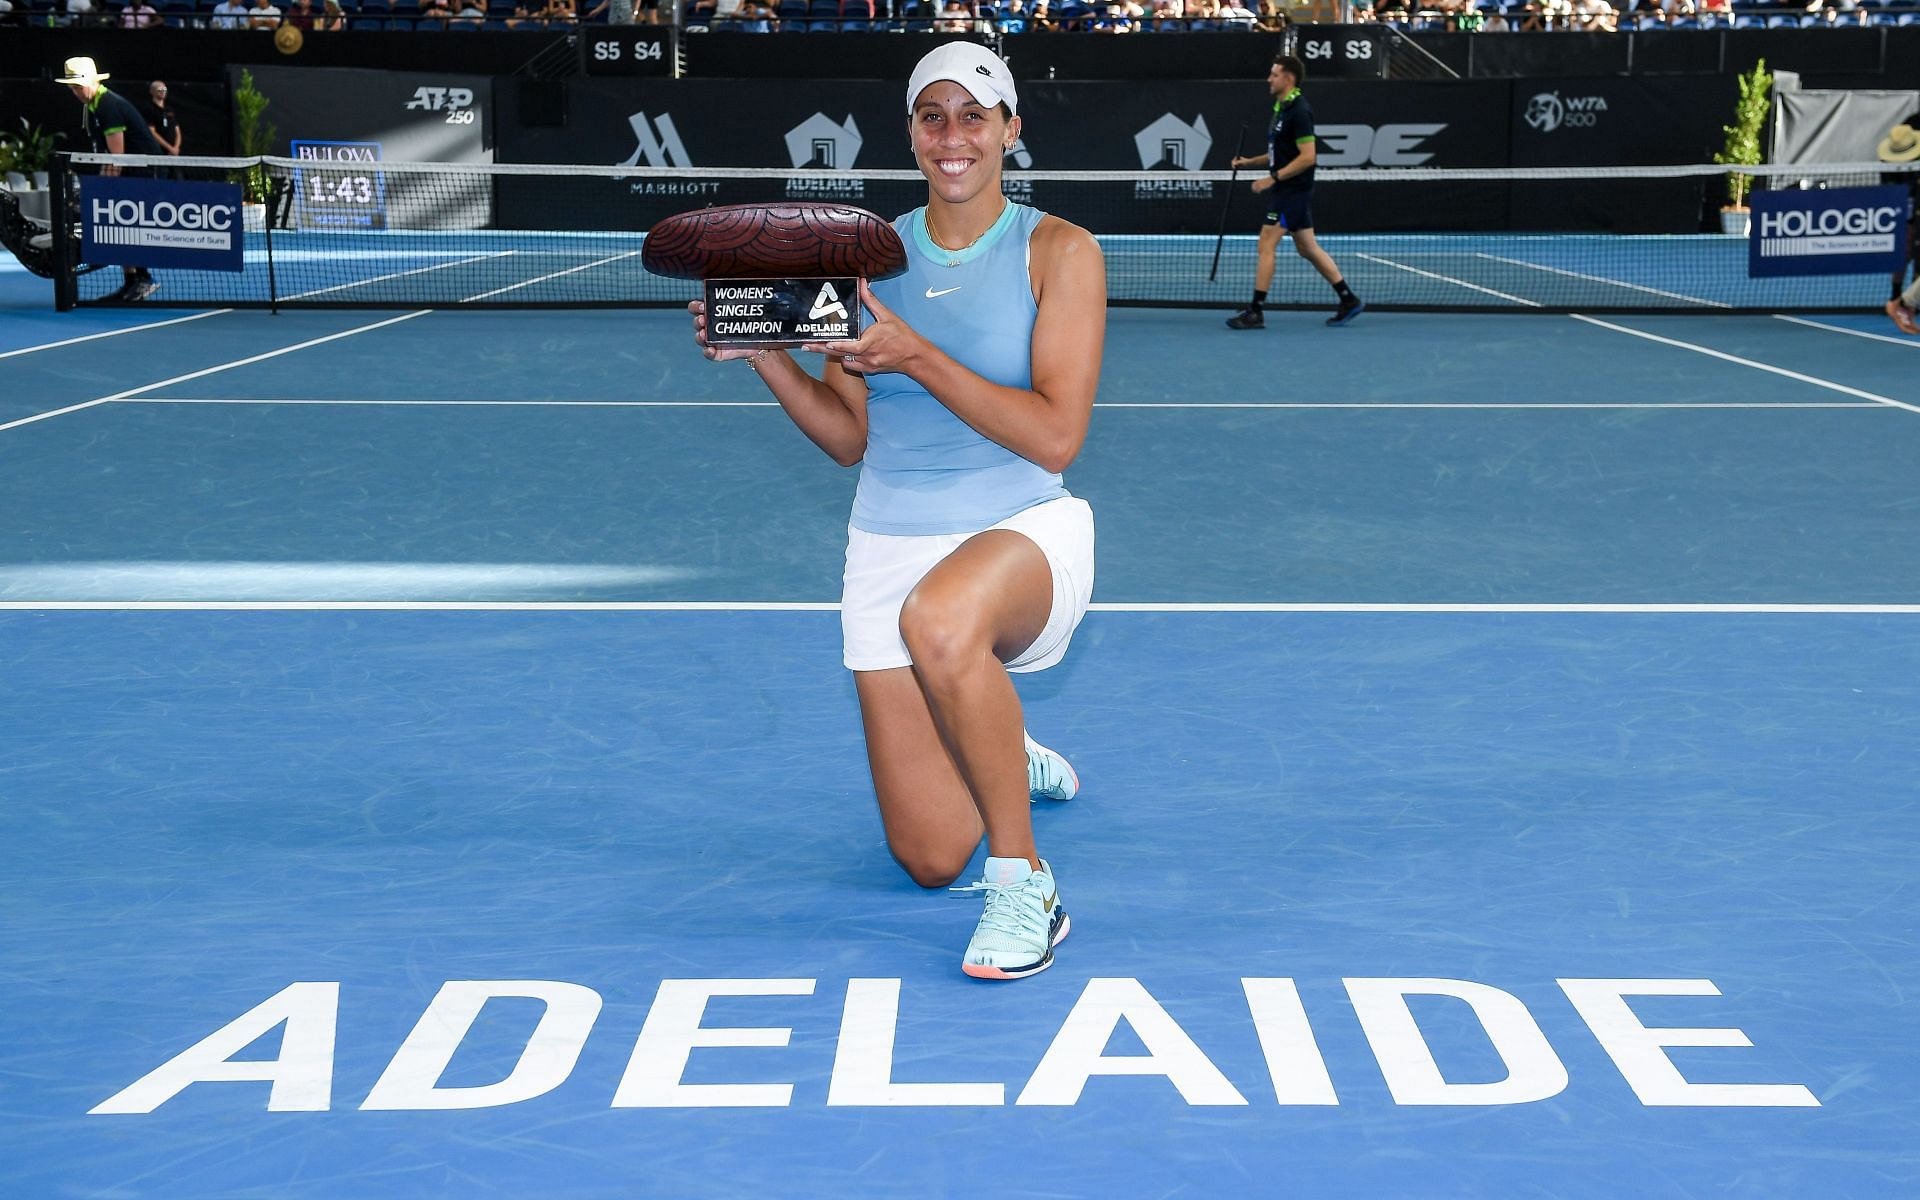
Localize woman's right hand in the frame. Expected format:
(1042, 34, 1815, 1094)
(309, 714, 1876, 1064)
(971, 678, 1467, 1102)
(689, 299, 764, 363)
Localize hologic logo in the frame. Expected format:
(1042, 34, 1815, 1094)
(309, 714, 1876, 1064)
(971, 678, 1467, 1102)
(1757, 204, 1902, 258)
(89, 197, 237, 249)
(1759, 206, 1901, 238)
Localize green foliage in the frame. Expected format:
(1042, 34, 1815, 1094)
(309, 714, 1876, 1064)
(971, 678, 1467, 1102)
(1713, 58, 1772, 209)
(2, 117, 66, 182)
(231, 69, 278, 203)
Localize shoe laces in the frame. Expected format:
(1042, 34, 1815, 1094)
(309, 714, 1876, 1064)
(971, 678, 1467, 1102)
(1027, 748, 1063, 796)
(949, 877, 1047, 941)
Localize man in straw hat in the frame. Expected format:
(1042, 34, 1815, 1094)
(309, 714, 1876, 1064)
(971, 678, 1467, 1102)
(1879, 116, 1920, 335)
(58, 56, 164, 302)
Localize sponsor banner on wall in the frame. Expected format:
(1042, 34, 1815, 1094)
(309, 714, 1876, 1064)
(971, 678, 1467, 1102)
(1748, 184, 1913, 277)
(495, 78, 1510, 235)
(237, 66, 495, 231)
(80, 176, 244, 271)
(1509, 77, 1731, 167)
(235, 65, 492, 164)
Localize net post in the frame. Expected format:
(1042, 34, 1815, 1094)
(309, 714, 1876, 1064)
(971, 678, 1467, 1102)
(263, 164, 281, 315)
(50, 152, 76, 312)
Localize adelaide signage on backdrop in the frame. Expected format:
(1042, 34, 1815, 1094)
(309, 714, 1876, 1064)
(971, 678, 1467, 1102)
(1748, 185, 1913, 278)
(80, 176, 244, 272)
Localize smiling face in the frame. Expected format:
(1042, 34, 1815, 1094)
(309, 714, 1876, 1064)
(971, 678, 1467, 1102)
(909, 80, 1019, 207)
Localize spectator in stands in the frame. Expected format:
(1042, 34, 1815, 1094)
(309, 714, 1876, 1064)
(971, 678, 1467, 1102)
(285, 0, 315, 26)
(1217, 0, 1255, 26)
(544, 0, 578, 20)
(1376, 0, 1409, 21)
(318, 0, 343, 23)
(1148, 0, 1181, 27)
(120, 0, 161, 25)
(935, 0, 974, 30)
(1519, 0, 1567, 28)
(1574, 0, 1616, 30)
(454, 0, 485, 20)
(997, 0, 1029, 30)
(66, 0, 96, 22)
(1256, 0, 1287, 29)
(419, 0, 453, 21)
(1027, 0, 1051, 25)
(211, 0, 249, 25)
(1482, 5, 1508, 26)
(507, 0, 545, 23)
(247, 0, 283, 26)
(1694, 0, 1727, 24)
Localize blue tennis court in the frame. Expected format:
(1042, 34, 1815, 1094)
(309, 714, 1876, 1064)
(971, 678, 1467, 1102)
(3, 260, 1918, 1198)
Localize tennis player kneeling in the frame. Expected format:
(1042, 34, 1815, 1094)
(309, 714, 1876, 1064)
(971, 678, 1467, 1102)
(689, 43, 1105, 980)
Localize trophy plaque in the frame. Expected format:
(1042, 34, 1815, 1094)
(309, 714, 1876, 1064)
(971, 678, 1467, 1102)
(642, 202, 908, 350)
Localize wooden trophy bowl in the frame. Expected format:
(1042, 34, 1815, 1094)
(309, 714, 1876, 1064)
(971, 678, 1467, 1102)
(642, 202, 908, 281)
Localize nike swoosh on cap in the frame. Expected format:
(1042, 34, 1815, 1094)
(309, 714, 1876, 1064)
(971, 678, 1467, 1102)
(925, 286, 962, 298)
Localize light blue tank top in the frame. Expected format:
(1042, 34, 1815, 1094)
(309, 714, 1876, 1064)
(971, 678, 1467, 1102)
(852, 200, 1070, 536)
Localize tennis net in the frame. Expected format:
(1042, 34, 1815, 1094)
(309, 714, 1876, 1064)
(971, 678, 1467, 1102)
(52, 153, 1920, 314)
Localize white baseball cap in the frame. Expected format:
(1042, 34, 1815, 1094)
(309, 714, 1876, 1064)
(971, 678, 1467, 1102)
(906, 43, 1017, 117)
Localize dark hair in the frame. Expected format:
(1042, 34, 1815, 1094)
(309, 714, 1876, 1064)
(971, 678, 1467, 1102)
(1274, 54, 1305, 83)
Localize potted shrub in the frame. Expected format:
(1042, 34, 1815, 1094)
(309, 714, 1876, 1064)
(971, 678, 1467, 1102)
(5, 118, 65, 191)
(231, 69, 278, 229)
(1714, 58, 1771, 236)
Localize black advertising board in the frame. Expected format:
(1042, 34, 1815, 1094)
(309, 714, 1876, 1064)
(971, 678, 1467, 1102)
(496, 78, 1510, 172)
(1292, 26, 1387, 82)
(582, 26, 674, 78)
(494, 77, 1512, 235)
(1508, 77, 1734, 167)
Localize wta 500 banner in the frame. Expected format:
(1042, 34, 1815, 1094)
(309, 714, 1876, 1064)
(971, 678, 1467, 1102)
(1749, 185, 1913, 278)
(80, 176, 244, 272)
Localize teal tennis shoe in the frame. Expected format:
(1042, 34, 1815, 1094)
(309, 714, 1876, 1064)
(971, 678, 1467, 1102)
(953, 857, 1069, 981)
(1025, 732, 1079, 802)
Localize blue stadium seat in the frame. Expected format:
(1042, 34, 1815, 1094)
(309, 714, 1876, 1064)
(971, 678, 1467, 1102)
(1764, 12, 1793, 23)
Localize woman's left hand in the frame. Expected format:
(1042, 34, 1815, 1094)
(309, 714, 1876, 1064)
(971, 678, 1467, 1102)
(806, 281, 927, 376)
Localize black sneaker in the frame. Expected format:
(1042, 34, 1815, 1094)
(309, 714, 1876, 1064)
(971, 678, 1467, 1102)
(1225, 307, 1265, 330)
(123, 277, 160, 302)
(1326, 297, 1366, 327)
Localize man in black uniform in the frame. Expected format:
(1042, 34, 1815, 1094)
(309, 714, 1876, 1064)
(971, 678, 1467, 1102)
(59, 56, 164, 302)
(1226, 55, 1363, 330)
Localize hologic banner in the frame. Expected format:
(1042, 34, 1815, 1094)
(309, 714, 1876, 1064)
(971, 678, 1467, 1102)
(1748, 185, 1912, 278)
(80, 176, 244, 272)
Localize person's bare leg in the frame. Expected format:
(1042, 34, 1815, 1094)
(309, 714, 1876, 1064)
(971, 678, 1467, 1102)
(854, 667, 983, 888)
(1254, 223, 1282, 293)
(897, 530, 1053, 871)
(1290, 227, 1345, 286)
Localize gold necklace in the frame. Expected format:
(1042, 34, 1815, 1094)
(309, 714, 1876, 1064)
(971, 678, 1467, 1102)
(925, 199, 1005, 268)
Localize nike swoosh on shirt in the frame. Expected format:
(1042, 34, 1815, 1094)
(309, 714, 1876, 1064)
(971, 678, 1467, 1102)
(925, 286, 963, 299)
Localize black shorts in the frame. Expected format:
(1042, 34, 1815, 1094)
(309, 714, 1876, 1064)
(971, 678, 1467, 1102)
(1262, 189, 1313, 232)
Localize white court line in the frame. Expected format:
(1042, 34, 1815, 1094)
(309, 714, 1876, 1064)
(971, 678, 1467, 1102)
(0, 308, 234, 360)
(1773, 313, 1920, 350)
(461, 250, 642, 302)
(1, 601, 1914, 613)
(1471, 253, 1729, 309)
(0, 310, 433, 434)
(110, 398, 1887, 411)
(1352, 252, 1543, 308)
(1570, 315, 1920, 415)
(281, 251, 516, 301)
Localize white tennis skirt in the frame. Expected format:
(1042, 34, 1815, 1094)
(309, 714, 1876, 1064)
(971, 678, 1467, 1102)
(840, 496, 1095, 674)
